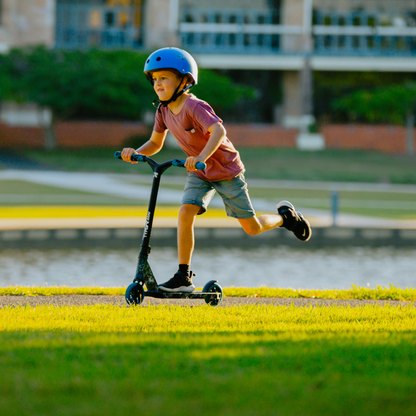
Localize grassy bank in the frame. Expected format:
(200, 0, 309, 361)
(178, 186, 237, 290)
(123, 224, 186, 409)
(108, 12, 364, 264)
(2, 187, 416, 220)
(0, 304, 415, 416)
(3, 148, 416, 219)
(21, 147, 416, 184)
(1, 285, 415, 301)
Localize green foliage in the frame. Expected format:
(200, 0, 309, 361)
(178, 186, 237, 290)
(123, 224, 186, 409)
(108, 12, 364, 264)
(315, 71, 411, 90)
(0, 46, 153, 120)
(0, 46, 255, 121)
(332, 82, 416, 125)
(196, 69, 256, 114)
(313, 71, 416, 123)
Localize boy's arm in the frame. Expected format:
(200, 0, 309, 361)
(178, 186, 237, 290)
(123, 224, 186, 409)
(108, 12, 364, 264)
(185, 122, 225, 171)
(121, 130, 167, 163)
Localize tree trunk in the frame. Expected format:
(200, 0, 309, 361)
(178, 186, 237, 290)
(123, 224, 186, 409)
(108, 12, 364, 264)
(38, 107, 56, 151)
(406, 112, 415, 156)
(43, 123, 56, 151)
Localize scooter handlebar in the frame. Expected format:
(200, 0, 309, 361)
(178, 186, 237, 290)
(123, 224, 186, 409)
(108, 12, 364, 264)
(114, 151, 206, 170)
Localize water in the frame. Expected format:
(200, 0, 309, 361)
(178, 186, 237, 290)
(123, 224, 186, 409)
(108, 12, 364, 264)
(0, 246, 415, 290)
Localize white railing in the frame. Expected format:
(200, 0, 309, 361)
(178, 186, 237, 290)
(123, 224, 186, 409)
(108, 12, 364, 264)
(313, 26, 416, 36)
(179, 22, 304, 35)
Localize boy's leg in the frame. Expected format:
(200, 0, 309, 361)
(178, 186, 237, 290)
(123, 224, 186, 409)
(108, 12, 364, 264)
(213, 175, 311, 241)
(238, 215, 283, 236)
(158, 204, 199, 293)
(177, 203, 201, 265)
(159, 174, 215, 293)
(212, 174, 283, 236)
(239, 202, 312, 242)
(176, 174, 215, 265)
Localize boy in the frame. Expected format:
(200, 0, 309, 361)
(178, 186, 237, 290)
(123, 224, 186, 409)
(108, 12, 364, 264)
(121, 47, 311, 293)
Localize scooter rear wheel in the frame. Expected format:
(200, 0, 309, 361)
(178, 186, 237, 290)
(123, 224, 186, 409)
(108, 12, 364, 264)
(125, 282, 145, 306)
(203, 282, 223, 306)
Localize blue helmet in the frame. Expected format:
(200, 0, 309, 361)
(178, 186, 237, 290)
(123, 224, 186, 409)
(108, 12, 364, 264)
(144, 47, 198, 86)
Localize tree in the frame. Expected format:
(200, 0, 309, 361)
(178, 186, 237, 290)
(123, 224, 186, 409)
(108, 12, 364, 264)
(0, 46, 255, 150)
(332, 82, 416, 125)
(332, 82, 416, 155)
(0, 47, 154, 149)
(313, 71, 416, 124)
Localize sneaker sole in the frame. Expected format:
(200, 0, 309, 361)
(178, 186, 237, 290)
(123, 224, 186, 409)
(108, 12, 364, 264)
(296, 213, 312, 242)
(158, 285, 196, 293)
(277, 200, 312, 242)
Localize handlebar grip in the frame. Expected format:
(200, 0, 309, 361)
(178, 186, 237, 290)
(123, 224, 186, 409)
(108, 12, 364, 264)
(114, 151, 146, 162)
(172, 159, 206, 170)
(131, 154, 146, 162)
(195, 162, 207, 170)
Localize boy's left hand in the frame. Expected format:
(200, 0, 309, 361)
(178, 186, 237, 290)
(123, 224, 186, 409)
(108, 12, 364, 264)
(185, 156, 205, 171)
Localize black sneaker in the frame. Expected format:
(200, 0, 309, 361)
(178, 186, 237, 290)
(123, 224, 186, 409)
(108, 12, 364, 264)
(277, 200, 312, 242)
(158, 271, 196, 293)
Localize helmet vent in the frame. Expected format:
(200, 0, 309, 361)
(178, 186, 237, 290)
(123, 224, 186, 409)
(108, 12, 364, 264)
(156, 56, 162, 61)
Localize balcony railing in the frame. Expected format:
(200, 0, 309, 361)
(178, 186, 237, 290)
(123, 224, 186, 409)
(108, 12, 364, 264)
(55, 4, 143, 49)
(55, 5, 416, 57)
(313, 10, 416, 56)
(179, 8, 416, 56)
(180, 8, 290, 54)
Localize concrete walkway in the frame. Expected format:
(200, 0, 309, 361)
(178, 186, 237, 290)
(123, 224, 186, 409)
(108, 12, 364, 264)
(0, 295, 413, 308)
(2, 169, 416, 230)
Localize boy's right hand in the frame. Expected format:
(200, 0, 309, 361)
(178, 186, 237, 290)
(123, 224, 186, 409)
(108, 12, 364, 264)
(121, 148, 138, 164)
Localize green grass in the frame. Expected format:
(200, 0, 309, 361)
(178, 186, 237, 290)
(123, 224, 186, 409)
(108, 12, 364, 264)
(20, 147, 416, 184)
(1, 285, 415, 301)
(247, 186, 416, 220)
(238, 148, 416, 184)
(0, 304, 415, 416)
(0, 179, 144, 205)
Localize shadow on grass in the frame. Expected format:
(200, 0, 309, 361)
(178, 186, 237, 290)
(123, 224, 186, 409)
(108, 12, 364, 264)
(0, 330, 415, 416)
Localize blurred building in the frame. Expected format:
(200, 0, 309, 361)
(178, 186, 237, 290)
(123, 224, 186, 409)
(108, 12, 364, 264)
(1, 0, 416, 130)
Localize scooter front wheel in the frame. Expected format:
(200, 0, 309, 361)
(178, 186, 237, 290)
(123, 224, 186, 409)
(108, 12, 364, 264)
(125, 282, 145, 306)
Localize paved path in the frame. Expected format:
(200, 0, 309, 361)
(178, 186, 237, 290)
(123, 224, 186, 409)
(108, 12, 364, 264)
(0, 295, 413, 308)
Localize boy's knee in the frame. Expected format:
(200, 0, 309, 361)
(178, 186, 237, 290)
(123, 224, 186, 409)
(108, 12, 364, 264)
(179, 204, 201, 218)
(243, 226, 261, 236)
(239, 218, 262, 236)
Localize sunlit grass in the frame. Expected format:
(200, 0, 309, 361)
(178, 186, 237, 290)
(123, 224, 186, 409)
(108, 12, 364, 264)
(1, 284, 415, 301)
(1, 303, 415, 334)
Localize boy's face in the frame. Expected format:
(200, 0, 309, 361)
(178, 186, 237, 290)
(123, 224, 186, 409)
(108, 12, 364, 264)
(151, 70, 184, 102)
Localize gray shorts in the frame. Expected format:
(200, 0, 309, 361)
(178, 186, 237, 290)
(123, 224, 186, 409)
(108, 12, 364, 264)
(182, 173, 255, 219)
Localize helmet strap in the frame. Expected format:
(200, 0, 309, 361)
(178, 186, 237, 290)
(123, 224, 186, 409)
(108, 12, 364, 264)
(152, 77, 195, 112)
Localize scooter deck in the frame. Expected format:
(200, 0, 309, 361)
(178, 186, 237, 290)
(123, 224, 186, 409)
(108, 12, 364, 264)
(145, 291, 221, 300)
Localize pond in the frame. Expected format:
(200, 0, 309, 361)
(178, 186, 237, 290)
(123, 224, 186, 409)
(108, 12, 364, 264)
(1, 245, 415, 290)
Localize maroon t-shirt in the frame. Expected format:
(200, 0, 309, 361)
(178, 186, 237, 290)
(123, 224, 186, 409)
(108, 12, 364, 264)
(153, 94, 245, 182)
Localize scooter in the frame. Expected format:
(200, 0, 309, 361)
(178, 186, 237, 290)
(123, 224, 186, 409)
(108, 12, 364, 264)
(114, 151, 223, 306)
